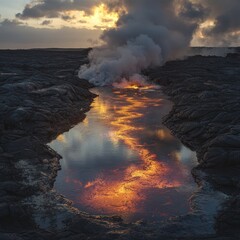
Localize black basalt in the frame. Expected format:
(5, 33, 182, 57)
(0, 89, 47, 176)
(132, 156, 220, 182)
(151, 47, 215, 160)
(0, 49, 240, 239)
(149, 52, 240, 237)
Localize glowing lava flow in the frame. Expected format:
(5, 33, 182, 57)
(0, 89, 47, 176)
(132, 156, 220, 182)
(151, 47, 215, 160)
(113, 78, 160, 91)
(77, 89, 181, 217)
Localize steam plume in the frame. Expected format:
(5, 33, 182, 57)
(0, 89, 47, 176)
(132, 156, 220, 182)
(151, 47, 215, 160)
(79, 0, 198, 86)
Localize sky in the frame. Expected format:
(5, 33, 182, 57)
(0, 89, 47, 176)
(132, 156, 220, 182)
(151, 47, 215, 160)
(0, 0, 239, 49)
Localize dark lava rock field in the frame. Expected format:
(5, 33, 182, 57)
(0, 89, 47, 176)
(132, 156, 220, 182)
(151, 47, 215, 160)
(0, 49, 239, 240)
(149, 50, 240, 238)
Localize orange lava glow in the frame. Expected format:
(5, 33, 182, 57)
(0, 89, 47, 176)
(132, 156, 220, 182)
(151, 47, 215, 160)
(124, 84, 157, 90)
(113, 79, 160, 91)
(56, 134, 66, 143)
(73, 89, 181, 217)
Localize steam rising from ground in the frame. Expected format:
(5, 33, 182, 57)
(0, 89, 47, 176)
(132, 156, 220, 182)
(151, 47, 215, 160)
(79, 35, 163, 86)
(79, 0, 198, 86)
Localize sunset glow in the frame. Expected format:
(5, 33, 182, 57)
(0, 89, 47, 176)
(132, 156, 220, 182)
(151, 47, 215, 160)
(113, 79, 160, 91)
(1, 0, 239, 48)
(90, 4, 120, 29)
(64, 88, 182, 217)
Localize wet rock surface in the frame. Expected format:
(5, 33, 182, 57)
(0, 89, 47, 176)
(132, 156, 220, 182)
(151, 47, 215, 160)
(149, 50, 240, 239)
(0, 49, 239, 239)
(0, 50, 112, 239)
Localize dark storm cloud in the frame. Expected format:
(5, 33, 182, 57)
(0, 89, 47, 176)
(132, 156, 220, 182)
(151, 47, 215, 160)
(110, 0, 240, 46)
(0, 19, 23, 26)
(16, 0, 100, 19)
(0, 19, 101, 49)
(61, 14, 75, 21)
(177, 0, 208, 21)
(193, 0, 240, 46)
(205, 0, 240, 34)
(41, 20, 52, 25)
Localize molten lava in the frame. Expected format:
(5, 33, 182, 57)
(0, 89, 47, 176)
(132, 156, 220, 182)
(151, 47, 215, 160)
(112, 78, 160, 91)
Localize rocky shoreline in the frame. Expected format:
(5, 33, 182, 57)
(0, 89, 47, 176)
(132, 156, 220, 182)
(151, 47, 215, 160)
(0, 49, 239, 239)
(149, 50, 240, 238)
(0, 50, 109, 239)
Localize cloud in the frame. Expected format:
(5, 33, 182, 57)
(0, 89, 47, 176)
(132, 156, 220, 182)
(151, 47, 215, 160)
(2, 0, 239, 48)
(206, 0, 240, 33)
(101, 0, 203, 56)
(79, 20, 87, 24)
(87, 38, 101, 46)
(16, 0, 101, 19)
(0, 19, 102, 49)
(193, 0, 240, 46)
(79, 0, 199, 85)
(41, 20, 52, 25)
(111, 0, 240, 47)
(0, 19, 23, 26)
(177, 0, 208, 21)
(61, 14, 75, 22)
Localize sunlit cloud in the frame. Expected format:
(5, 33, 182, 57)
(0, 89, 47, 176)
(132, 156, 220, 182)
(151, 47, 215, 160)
(0, 0, 239, 48)
(13, 2, 121, 33)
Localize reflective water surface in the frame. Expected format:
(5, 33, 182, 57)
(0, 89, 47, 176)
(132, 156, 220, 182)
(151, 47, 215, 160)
(50, 87, 197, 222)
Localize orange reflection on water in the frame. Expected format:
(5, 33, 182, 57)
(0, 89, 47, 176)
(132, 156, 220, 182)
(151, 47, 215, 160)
(57, 134, 66, 143)
(156, 129, 175, 141)
(75, 89, 181, 217)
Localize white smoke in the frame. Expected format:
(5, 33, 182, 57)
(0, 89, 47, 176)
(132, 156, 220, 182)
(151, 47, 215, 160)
(79, 35, 162, 86)
(79, 0, 198, 86)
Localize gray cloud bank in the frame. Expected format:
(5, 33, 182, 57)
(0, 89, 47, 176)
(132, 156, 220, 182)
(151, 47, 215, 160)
(199, 0, 240, 46)
(0, 0, 239, 49)
(16, 0, 100, 19)
(0, 19, 101, 49)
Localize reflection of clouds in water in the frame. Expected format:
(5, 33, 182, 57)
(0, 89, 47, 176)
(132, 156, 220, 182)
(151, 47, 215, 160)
(52, 124, 138, 170)
(178, 145, 198, 166)
(49, 87, 197, 221)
